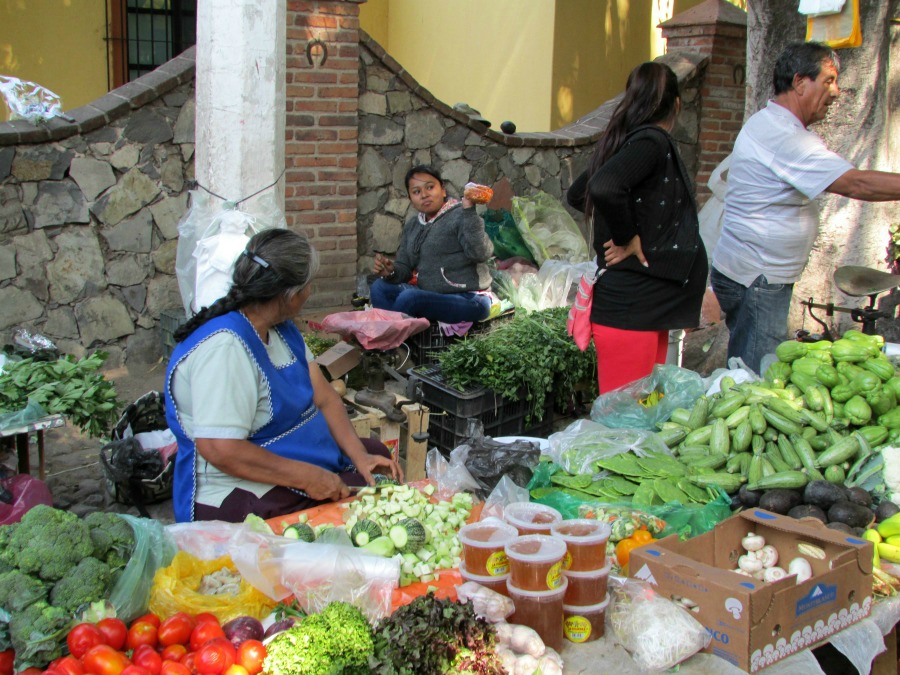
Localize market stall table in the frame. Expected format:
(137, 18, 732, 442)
(0, 413, 64, 479)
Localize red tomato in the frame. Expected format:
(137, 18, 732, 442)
(158, 663, 190, 675)
(194, 639, 236, 675)
(18, 668, 44, 675)
(188, 623, 225, 653)
(119, 668, 150, 675)
(0, 649, 13, 675)
(159, 646, 187, 664)
(193, 614, 218, 627)
(222, 667, 248, 675)
(178, 654, 196, 675)
(96, 619, 128, 651)
(67, 623, 106, 660)
(125, 622, 158, 651)
(81, 645, 129, 675)
(131, 614, 161, 629)
(157, 614, 194, 648)
(50, 657, 85, 675)
(130, 646, 161, 675)
(235, 641, 265, 675)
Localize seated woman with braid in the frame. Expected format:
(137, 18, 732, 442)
(165, 228, 402, 523)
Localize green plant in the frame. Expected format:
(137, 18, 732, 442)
(303, 333, 338, 358)
(437, 307, 597, 424)
(889, 223, 900, 272)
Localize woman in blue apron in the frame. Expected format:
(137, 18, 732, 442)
(165, 228, 402, 523)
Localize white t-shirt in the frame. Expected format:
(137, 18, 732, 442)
(712, 100, 853, 286)
(170, 330, 315, 505)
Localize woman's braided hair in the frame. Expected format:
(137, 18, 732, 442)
(174, 228, 319, 342)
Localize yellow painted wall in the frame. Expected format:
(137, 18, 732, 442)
(0, 0, 108, 121)
(360, 0, 746, 132)
(361, 0, 555, 133)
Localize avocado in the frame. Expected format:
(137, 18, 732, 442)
(827, 500, 876, 529)
(875, 500, 900, 523)
(803, 480, 848, 511)
(826, 521, 855, 535)
(846, 486, 873, 508)
(787, 504, 828, 524)
(758, 488, 802, 515)
(738, 484, 763, 509)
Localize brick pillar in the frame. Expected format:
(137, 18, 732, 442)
(285, 0, 362, 311)
(661, 0, 747, 207)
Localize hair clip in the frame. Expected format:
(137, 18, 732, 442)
(242, 250, 270, 269)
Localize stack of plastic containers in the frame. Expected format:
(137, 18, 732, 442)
(457, 518, 518, 596)
(551, 518, 612, 643)
(502, 503, 567, 652)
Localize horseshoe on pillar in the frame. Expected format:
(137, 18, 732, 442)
(306, 38, 328, 67)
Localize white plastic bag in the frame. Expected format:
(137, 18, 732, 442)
(174, 190, 286, 315)
(698, 154, 730, 268)
(512, 192, 590, 265)
(547, 419, 670, 475)
(515, 259, 597, 312)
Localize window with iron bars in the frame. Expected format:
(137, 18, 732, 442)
(108, 0, 196, 88)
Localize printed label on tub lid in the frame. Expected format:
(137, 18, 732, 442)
(564, 615, 591, 643)
(486, 551, 509, 577)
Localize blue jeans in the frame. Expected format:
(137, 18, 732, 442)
(710, 267, 794, 376)
(369, 279, 491, 324)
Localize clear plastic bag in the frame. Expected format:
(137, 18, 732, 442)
(511, 192, 590, 265)
(482, 475, 530, 521)
(0, 76, 63, 124)
(110, 514, 178, 623)
(425, 447, 481, 501)
(514, 259, 597, 312)
(607, 576, 712, 671)
(547, 419, 670, 475)
(456, 580, 515, 622)
(174, 190, 286, 315)
(590, 364, 705, 430)
(227, 524, 399, 621)
(0, 399, 47, 432)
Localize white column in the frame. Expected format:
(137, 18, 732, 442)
(194, 0, 286, 212)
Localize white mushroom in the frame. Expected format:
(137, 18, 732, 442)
(788, 557, 813, 585)
(742, 533, 766, 552)
(757, 545, 779, 569)
(763, 566, 788, 583)
(738, 554, 763, 574)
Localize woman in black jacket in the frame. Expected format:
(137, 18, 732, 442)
(567, 62, 707, 393)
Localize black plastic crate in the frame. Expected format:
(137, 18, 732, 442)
(410, 364, 553, 454)
(160, 308, 186, 357)
(403, 311, 515, 366)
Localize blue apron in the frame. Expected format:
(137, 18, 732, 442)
(164, 311, 349, 522)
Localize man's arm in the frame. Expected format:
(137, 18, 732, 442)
(827, 169, 900, 201)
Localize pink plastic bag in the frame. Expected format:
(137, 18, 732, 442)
(317, 309, 430, 350)
(0, 473, 53, 525)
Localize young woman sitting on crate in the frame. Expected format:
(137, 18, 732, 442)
(165, 229, 403, 523)
(370, 165, 496, 324)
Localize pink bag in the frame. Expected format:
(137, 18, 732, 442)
(566, 269, 602, 351)
(315, 309, 430, 351)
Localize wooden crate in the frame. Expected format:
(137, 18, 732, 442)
(344, 390, 430, 481)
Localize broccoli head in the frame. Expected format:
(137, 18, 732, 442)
(0, 568, 49, 613)
(263, 601, 373, 675)
(49, 556, 111, 614)
(9, 600, 70, 671)
(83, 511, 135, 569)
(0, 522, 19, 569)
(7, 505, 93, 581)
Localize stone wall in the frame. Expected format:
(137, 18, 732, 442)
(0, 50, 196, 367)
(0, 29, 709, 367)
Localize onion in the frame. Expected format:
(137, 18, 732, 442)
(263, 618, 297, 640)
(222, 615, 265, 648)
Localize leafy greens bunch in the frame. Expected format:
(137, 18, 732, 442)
(437, 307, 598, 424)
(369, 593, 504, 675)
(0, 351, 121, 438)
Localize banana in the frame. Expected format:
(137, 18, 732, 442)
(877, 513, 900, 539)
(863, 529, 883, 568)
(877, 542, 900, 564)
(887, 535, 900, 547)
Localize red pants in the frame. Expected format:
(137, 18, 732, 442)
(592, 324, 668, 394)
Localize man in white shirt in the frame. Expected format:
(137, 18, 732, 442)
(711, 41, 900, 374)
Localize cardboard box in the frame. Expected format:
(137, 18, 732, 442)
(628, 509, 874, 673)
(315, 342, 361, 379)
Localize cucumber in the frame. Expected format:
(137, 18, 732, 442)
(748, 403, 768, 435)
(685, 472, 745, 493)
(686, 397, 710, 431)
(816, 435, 860, 468)
(731, 420, 753, 453)
(751, 433, 766, 456)
(747, 470, 809, 491)
(760, 406, 804, 436)
(711, 392, 747, 419)
(656, 426, 687, 448)
(776, 434, 803, 470)
(748, 454, 764, 486)
(724, 405, 751, 429)
(765, 445, 792, 473)
(710, 418, 731, 455)
(789, 433, 825, 481)
(684, 425, 714, 446)
(669, 407, 693, 427)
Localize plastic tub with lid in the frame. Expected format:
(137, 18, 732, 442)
(562, 563, 611, 606)
(457, 518, 518, 577)
(505, 534, 567, 591)
(563, 596, 609, 643)
(507, 577, 568, 653)
(503, 502, 562, 536)
(550, 518, 611, 571)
